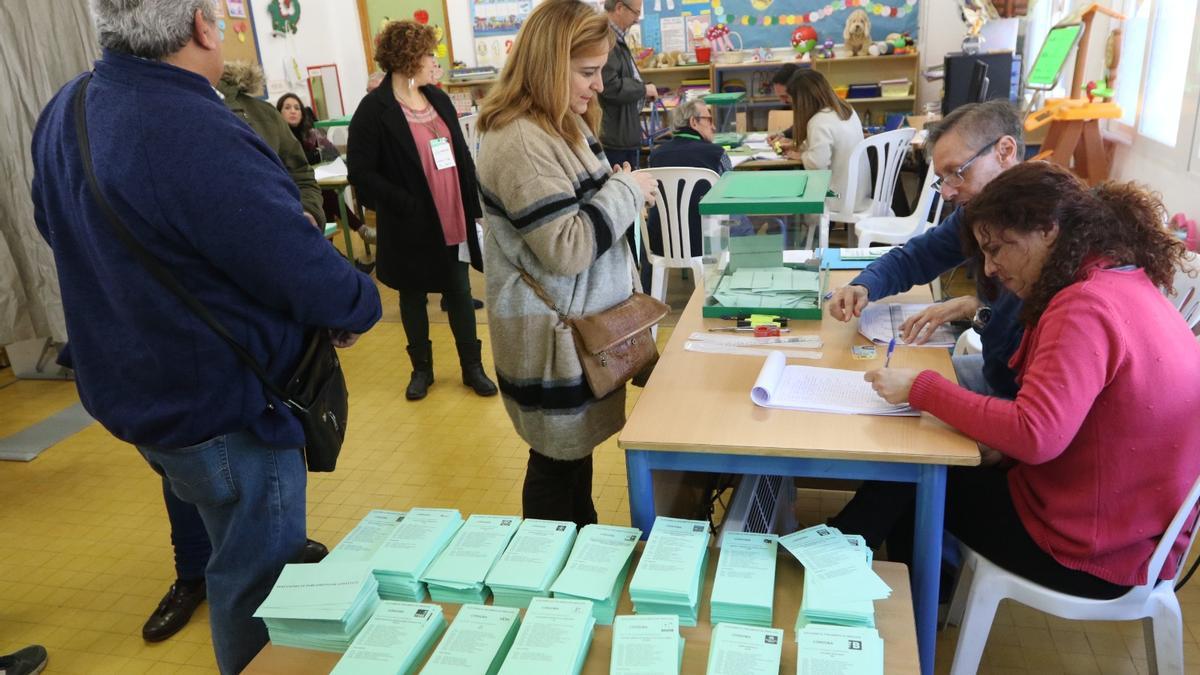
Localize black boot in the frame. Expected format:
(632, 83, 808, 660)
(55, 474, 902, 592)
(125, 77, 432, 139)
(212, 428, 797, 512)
(406, 342, 435, 400)
(457, 339, 498, 396)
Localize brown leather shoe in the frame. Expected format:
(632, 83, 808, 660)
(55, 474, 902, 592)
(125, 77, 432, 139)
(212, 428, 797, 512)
(142, 579, 206, 642)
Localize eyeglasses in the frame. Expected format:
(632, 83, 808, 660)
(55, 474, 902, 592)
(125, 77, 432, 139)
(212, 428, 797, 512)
(617, 0, 642, 16)
(694, 115, 713, 124)
(932, 138, 1000, 192)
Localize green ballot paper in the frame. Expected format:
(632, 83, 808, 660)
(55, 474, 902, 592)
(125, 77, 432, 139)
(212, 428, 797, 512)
(550, 523, 641, 625)
(796, 624, 884, 675)
(611, 614, 685, 675)
(486, 519, 578, 608)
(706, 622, 784, 675)
(497, 597, 596, 675)
(253, 562, 381, 653)
(330, 601, 446, 675)
(422, 514, 521, 604)
(420, 604, 521, 675)
(711, 532, 777, 627)
(629, 517, 710, 627)
(326, 509, 407, 564)
(371, 508, 463, 602)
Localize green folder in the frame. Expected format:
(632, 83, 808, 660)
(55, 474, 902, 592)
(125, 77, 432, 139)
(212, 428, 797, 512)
(724, 174, 808, 199)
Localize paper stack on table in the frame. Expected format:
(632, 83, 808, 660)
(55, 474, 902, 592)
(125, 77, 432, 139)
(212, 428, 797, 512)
(610, 614, 685, 675)
(325, 510, 408, 564)
(795, 624, 884, 675)
(419, 604, 521, 675)
(712, 267, 822, 310)
(551, 523, 642, 625)
(371, 508, 463, 601)
(705, 622, 784, 675)
(253, 562, 381, 653)
(858, 302, 959, 349)
(485, 519, 577, 608)
(329, 601, 446, 675)
(628, 517, 710, 627)
(780, 525, 891, 635)
(421, 514, 521, 604)
(710, 532, 777, 627)
(497, 597, 596, 675)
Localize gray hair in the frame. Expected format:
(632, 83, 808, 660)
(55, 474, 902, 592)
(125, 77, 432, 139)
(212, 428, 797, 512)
(92, 0, 216, 60)
(603, 0, 621, 11)
(671, 97, 708, 130)
(926, 99, 1025, 161)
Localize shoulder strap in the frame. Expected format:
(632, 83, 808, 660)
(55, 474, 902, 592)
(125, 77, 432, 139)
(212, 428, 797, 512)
(71, 74, 294, 408)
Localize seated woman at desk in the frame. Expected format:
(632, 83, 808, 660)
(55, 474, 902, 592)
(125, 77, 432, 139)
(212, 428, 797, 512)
(833, 162, 1200, 598)
(785, 70, 870, 217)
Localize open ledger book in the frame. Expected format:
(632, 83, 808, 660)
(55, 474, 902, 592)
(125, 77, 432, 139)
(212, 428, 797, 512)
(751, 352, 918, 416)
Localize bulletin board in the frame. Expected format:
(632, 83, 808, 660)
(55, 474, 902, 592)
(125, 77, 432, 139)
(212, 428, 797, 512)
(640, 0, 920, 54)
(216, 0, 265, 68)
(356, 0, 455, 75)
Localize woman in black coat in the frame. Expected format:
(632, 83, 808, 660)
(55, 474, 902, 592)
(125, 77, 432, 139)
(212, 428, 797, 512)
(348, 19, 496, 400)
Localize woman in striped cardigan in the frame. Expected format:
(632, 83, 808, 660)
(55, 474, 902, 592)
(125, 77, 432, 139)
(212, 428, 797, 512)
(476, 0, 657, 527)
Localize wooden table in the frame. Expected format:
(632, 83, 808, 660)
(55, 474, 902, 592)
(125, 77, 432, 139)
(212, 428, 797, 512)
(244, 549, 918, 674)
(618, 275, 979, 675)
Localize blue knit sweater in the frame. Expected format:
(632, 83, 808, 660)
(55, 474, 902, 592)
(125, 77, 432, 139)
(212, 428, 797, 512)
(31, 51, 381, 449)
(851, 207, 1023, 398)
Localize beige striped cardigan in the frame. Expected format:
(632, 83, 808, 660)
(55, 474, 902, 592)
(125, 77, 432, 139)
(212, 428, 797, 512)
(477, 116, 644, 460)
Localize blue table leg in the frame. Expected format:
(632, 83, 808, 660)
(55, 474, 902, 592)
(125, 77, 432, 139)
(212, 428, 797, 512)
(625, 450, 656, 539)
(913, 464, 947, 675)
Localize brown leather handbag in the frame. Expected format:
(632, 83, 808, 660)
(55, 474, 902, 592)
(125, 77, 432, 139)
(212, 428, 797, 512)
(517, 260, 669, 399)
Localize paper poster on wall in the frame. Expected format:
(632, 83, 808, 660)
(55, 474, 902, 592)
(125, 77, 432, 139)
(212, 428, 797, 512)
(226, 0, 247, 18)
(214, 1, 226, 17)
(685, 13, 711, 50)
(660, 16, 687, 54)
(473, 0, 534, 36)
(475, 35, 515, 69)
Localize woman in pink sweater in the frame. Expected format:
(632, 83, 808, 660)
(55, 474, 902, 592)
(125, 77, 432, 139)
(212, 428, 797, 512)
(832, 162, 1200, 598)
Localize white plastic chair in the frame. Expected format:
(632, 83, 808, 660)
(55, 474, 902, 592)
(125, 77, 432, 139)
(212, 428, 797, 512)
(854, 162, 945, 247)
(952, 327, 982, 356)
(634, 167, 715, 337)
(1165, 251, 1200, 333)
(946, 474, 1200, 675)
(808, 128, 916, 251)
(458, 113, 480, 163)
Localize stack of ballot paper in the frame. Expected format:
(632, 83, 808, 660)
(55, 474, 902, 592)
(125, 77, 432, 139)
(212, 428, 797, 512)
(497, 597, 595, 675)
(253, 562, 380, 653)
(330, 601, 446, 675)
(796, 624, 884, 674)
(706, 622, 784, 675)
(421, 514, 521, 604)
(710, 532, 777, 627)
(420, 604, 521, 675)
(628, 517, 710, 627)
(550, 524, 642, 625)
(485, 519, 577, 608)
(780, 525, 891, 632)
(610, 614, 685, 675)
(325, 510, 407, 564)
(372, 508, 463, 601)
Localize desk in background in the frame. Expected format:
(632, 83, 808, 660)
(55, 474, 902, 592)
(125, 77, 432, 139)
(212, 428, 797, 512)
(618, 275, 979, 675)
(244, 547, 918, 674)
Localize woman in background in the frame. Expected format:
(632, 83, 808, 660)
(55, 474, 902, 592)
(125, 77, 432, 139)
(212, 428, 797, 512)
(347, 20, 497, 401)
(786, 69, 870, 216)
(475, 0, 657, 527)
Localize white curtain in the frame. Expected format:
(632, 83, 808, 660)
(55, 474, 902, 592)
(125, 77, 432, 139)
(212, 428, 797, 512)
(0, 0, 98, 345)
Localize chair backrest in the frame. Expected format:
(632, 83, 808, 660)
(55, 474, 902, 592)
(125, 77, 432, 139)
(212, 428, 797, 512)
(1145, 473, 1200, 585)
(1166, 251, 1200, 332)
(767, 110, 792, 135)
(635, 167, 720, 263)
(458, 113, 480, 163)
(912, 162, 947, 234)
(843, 128, 916, 218)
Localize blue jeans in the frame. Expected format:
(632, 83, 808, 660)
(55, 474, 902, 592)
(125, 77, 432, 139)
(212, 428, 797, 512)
(138, 431, 307, 675)
(951, 353, 996, 397)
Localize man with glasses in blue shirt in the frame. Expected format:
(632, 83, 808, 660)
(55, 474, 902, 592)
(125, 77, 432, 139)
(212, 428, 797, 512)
(827, 100, 1025, 398)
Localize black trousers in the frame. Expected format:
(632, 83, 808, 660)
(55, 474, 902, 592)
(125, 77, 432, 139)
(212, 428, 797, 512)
(522, 449, 597, 530)
(829, 466, 1131, 600)
(398, 258, 477, 349)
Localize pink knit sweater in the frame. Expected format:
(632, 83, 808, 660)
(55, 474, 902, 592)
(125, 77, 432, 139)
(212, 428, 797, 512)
(909, 265, 1200, 586)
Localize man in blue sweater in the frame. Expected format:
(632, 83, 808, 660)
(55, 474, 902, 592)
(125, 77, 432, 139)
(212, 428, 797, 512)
(30, 2, 382, 673)
(828, 100, 1025, 398)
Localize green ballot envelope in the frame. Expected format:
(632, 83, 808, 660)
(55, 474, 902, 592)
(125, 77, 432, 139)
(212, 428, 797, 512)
(498, 597, 596, 675)
(629, 517, 711, 627)
(420, 604, 521, 675)
(371, 508, 464, 602)
(325, 509, 408, 564)
(421, 514, 521, 605)
(706, 622, 784, 675)
(330, 601, 446, 675)
(711, 532, 777, 627)
(795, 624, 884, 675)
(253, 562, 381, 653)
(550, 523, 642, 625)
(611, 614, 685, 675)
(486, 519, 578, 608)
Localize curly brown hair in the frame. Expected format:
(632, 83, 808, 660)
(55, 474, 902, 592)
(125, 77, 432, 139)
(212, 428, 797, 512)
(374, 20, 437, 77)
(961, 162, 1184, 326)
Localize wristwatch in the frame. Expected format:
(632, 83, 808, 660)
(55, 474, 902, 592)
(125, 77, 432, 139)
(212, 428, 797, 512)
(971, 305, 993, 333)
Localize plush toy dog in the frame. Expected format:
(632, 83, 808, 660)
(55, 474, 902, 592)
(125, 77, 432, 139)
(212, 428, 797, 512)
(843, 9, 872, 57)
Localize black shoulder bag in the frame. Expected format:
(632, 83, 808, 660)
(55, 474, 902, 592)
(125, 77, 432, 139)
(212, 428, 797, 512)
(72, 74, 347, 471)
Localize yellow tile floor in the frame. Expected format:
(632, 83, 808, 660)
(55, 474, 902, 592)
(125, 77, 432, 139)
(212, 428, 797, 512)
(2, 271, 1199, 673)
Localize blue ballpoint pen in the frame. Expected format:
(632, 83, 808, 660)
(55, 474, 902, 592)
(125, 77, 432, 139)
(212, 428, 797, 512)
(884, 337, 897, 368)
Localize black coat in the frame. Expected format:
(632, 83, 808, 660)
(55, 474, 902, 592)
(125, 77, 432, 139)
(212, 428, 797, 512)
(347, 76, 483, 292)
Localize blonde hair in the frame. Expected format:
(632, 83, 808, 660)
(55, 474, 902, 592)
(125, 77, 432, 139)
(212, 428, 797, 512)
(477, 0, 613, 145)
